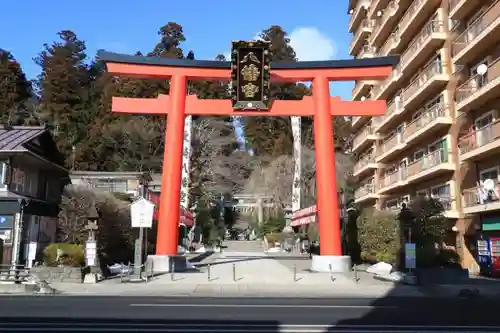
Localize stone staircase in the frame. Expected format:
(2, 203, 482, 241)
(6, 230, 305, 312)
(223, 240, 264, 254)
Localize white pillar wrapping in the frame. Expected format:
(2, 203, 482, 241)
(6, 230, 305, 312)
(180, 116, 193, 210)
(290, 116, 302, 213)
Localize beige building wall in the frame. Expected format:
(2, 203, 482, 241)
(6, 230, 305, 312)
(348, 0, 500, 273)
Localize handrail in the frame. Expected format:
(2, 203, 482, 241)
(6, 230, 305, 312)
(452, 0, 500, 56)
(455, 56, 500, 104)
(404, 103, 450, 138)
(399, 20, 445, 71)
(399, 0, 425, 33)
(402, 60, 445, 101)
(372, 0, 397, 38)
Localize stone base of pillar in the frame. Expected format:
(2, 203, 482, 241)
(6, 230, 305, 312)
(146, 255, 194, 273)
(311, 255, 351, 273)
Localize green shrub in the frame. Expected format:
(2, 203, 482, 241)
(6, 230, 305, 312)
(357, 208, 400, 265)
(43, 243, 85, 267)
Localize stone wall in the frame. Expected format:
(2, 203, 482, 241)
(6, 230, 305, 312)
(30, 266, 83, 283)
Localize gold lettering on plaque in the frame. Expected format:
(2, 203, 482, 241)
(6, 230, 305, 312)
(241, 83, 259, 98)
(240, 52, 261, 64)
(241, 64, 260, 81)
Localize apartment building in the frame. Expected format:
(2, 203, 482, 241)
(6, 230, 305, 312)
(348, 0, 500, 272)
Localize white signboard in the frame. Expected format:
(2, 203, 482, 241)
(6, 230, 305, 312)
(130, 197, 155, 228)
(405, 243, 416, 269)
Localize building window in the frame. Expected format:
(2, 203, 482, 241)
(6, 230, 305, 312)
(480, 167, 499, 183)
(431, 183, 452, 210)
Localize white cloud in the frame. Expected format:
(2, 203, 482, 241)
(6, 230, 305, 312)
(289, 27, 336, 61)
(222, 27, 336, 62)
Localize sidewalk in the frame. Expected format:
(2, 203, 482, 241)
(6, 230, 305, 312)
(50, 280, 426, 298)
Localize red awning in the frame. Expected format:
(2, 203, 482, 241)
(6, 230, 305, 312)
(147, 190, 194, 227)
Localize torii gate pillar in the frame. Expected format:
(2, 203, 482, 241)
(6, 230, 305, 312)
(98, 46, 398, 273)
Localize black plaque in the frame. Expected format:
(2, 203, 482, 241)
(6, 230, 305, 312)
(231, 40, 271, 110)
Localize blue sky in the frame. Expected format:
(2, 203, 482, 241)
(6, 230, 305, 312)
(1, 0, 354, 99)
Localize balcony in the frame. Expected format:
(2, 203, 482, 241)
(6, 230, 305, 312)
(398, 0, 441, 47)
(354, 183, 379, 203)
(402, 60, 449, 110)
(452, 0, 500, 64)
(450, 0, 481, 20)
(377, 32, 400, 56)
(398, 19, 447, 83)
(406, 148, 455, 183)
(462, 180, 500, 214)
(352, 79, 375, 101)
(455, 57, 500, 113)
(370, 0, 402, 48)
(374, 98, 403, 132)
(379, 168, 407, 193)
(369, 0, 391, 19)
(372, 65, 400, 100)
(403, 103, 453, 148)
(352, 123, 379, 153)
(358, 44, 376, 58)
(350, 20, 374, 56)
(376, 131, 405, 163)
(353, 152, 379, 177)
(459, 120, 500, 161)
(349, 0, 370, 33)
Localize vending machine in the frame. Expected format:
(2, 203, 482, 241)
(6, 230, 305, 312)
(477, 236, 492, 276)
(490, 236, 500, 277)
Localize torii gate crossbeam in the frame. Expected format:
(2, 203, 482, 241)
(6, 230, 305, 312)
(98, 50, 398, 272)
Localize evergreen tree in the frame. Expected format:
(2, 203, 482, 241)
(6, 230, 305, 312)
(34, 30, 91, 166)
(0, 49, 32, 124)
(242, 26, 311, 157)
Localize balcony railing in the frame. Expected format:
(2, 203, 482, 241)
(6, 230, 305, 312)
(349, 0, 369, 29)
(353, 124, 376, 148)
(350, 20, 374, 50)
(380, 168, 406, 188)
(462, 180, 500, 208)
(380, 133, 403, 155)
(354, 153, 376, 174)
(399, 20, 445, 72)
(399, 0, 425, 33)
(402, 60, 444, 103)
(377, 32, 399, 56)
(355, 183, 376, 199)
(371, 1, 397, 39)
(458, 120, 500, 154)
(448, 0, 461, 13)
(455, 57, 500, 104)
(406, 148, 449, 178)
(375, 99, 402, 128)
(358, 44, 376, 58)
(452, 0, 500, 57)
(403, 102, 449, 139)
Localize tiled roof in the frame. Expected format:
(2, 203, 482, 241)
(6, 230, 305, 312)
(0, 126, 47, 152)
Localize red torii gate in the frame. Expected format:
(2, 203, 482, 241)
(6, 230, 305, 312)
(98, 49, 397, 272)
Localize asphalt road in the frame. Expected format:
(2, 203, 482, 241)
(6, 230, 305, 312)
(1, 296, 500, 332)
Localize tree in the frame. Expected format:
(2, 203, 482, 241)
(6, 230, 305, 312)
(357, 208, 400, 264)
(58, 185, 135, 266)
(242, 26, 311, 157)
(243, 146, 353, 216)
(34, 30, 91, 166)
(0, 49, 32, 124)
